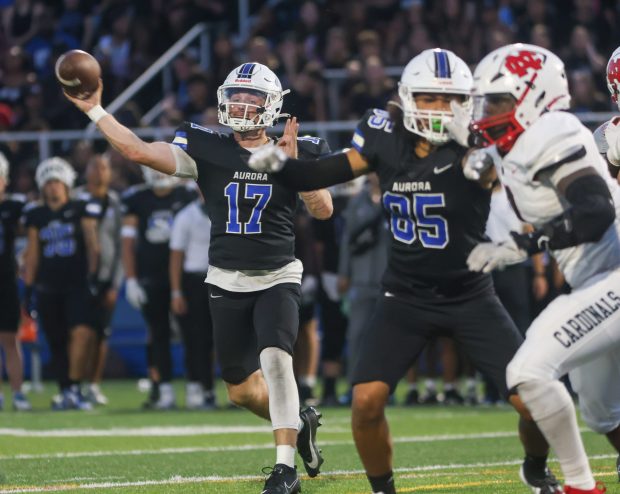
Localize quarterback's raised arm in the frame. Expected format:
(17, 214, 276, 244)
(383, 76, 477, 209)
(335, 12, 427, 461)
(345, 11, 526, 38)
(250, 146, 369, 191)
(64, 80, 197, 180)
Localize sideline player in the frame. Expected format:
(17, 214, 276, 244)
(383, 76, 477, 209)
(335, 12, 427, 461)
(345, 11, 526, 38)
(248, 48, 558, 494)
(23, 157, 101, 410)
(73, 154, 123, 406)
(64, 62, 331, 493)
(463, 43, 618, 494)
(0, 152, 31, 411)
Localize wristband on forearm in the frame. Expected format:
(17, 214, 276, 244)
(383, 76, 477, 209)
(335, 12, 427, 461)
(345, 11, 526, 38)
(87, 105, 108, 123)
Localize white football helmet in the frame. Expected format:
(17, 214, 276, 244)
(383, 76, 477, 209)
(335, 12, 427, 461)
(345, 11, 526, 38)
(399, 48, 473, 145)
(217, 62, 290, 132)
(606, 46, 620, 110)
(35, 157, 76, 189)
(471, 43, 570, 153)
(142, 166, 178, 189)
(0, 152, 8, 182)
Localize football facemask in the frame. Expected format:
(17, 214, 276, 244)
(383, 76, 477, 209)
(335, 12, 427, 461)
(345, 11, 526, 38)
(399, 48, 473, 145)
(217, 63, 289, 132)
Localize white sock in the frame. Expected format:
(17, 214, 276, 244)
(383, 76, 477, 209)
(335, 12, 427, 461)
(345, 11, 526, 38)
(518, 380, 595, 490)
(276, 444, 296, 468)
(299, 376, 316, 388)
(260, 347, 300, 430)
(444, 382, 455, 392)
(408, 383, 417, 391)
(425, 379, 436, 391)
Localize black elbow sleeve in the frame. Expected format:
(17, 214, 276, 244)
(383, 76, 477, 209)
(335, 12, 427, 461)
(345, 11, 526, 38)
(557, 174, 615, 246)
(274, 152, 355, 191)
(512, 174, 615, 254)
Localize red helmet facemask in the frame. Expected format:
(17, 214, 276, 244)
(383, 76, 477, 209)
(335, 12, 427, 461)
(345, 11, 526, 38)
(470, 110, 524, 154)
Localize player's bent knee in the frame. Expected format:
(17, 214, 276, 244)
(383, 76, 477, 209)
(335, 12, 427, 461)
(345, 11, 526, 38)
(352, 382, 389, 423)
(508, 392, 533, 421)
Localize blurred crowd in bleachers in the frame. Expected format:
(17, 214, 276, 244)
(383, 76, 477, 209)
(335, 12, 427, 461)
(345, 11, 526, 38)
(0, 0, 618, 196)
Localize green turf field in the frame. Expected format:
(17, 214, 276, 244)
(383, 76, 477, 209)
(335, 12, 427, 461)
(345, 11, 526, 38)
(0, 380, 617, 493)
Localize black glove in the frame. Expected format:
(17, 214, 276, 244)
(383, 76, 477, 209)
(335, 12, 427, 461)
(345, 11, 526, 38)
(23, 285, 37, 319)
(88, 273, 102, 298)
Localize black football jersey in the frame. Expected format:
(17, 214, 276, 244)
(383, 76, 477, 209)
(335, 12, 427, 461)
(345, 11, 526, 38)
(172, 123, 331, 270)
(121, 183, 197, 281)
(24, 199, 102, 292)
(0, 194, 25, 278)
(352, 109, 492, 298)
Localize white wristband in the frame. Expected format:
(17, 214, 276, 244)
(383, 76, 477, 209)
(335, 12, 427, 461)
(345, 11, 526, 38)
(87, 105, 108, 123)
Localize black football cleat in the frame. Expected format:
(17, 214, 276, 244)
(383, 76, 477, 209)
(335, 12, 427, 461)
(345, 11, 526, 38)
(297, 406, 324, 477)
(616, 454, 620, 482)
(519, 462, 562, 494)
(261, 464, 301, 494)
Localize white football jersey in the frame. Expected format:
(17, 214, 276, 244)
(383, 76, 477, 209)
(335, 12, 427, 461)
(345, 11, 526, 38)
(497, 111, 620, 288)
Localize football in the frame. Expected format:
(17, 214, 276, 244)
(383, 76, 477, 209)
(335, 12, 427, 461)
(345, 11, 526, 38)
(55, 49, 101, 99)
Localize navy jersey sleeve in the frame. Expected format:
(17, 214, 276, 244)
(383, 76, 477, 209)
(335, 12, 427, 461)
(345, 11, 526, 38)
(121, 187, 141, 216)
(23, 203, 41, 229)
(80, 198, 104, 219)
(351, 109, 394, 169)
(172, 122, 228, 163)
(297, 136, 331, 158)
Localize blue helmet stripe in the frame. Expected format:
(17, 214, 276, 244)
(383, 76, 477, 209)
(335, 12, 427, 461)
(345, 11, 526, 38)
(238, 63, 256, 77)
(434, 50, 451, 78)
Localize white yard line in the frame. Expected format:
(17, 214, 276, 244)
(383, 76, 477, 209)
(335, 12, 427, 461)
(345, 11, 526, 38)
(0, 429, 597, 461)
(0, 454, 615, 493)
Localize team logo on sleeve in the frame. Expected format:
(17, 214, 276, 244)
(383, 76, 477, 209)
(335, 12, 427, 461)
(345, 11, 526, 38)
(172, 131, 188, 150)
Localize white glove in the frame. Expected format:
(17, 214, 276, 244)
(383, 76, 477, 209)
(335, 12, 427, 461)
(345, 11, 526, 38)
(125, 278, 147, 309)
(248, 145, 288, 173)
(605, 117, 620, 166)
(463, 148, 495, 181)
(443, 100, 472, 147)
(467, 237, 528, 274)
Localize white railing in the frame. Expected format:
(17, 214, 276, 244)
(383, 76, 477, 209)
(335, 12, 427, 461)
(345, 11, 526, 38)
(0, 113, 613, 164)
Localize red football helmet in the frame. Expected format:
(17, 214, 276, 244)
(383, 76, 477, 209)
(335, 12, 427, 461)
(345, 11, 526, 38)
(606, 47, 620, 110)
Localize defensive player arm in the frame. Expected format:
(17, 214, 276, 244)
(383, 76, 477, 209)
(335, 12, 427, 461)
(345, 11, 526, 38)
(23, 226, 39, 286)
(121, 215, 139, 280)
(81, 217, 100, 276)
(275, 148, 369, 191)
(63, 81, 195, 178)
(511, 167, 615, 255)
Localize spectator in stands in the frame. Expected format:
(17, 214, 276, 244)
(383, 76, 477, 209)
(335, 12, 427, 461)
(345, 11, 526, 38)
(0, 152, 31, 411)
(211, 32, 238, 87)
(529, 23, 553, 50)
(1, 0, 44, 48)
(169, 197, 216, 410)
(73, 154, 123, 406)
(121, 168, 197, 409)
(284, 61, 327, 122)
(322, 27, 351, 69)
(94, 7, 133, 98)
(569, 69, 609, 113)
(182, 72, 214, 122)
(563, 25, 606, 75)
(347, 56, 395, 119)
(23, 157, 100, 410)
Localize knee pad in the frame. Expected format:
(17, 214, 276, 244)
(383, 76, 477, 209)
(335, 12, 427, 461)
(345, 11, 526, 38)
(260, 347, 299, 431)
(517, 380, 574, 422)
